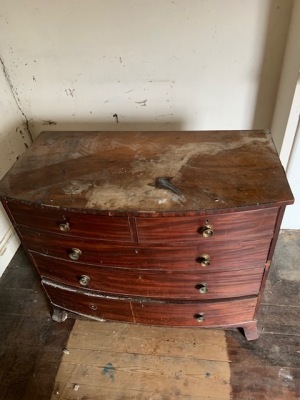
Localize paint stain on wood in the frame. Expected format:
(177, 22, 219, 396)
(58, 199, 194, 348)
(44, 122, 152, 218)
(51, 320, 232, 399)
(102, 362, 116, 382)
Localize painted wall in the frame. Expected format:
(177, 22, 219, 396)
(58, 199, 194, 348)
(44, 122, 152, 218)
(0, 63, 32, 275)
(271, 0, 300, 155)
(0, 0, 292, 138)
(0, 0, 295, 271)
(271, 0, 300, 229)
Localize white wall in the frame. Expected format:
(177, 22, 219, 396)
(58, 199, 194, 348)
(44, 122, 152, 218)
(272, 0, 300, 155)
(0, 0, 292, 138)
(0, 63, 32, 275)
(271, 0, 300, 229)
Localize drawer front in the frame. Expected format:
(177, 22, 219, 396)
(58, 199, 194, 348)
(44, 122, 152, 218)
(8, 201, 132, 241)
(136, 208, 278, 242)
(34, 253, 263, 299)
(22, 227, 271, 271)
(43, 280, 257, 327)
(43, 280, 134, 322)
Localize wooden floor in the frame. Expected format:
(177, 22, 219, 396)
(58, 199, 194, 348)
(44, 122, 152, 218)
(0, 231, 299, 400)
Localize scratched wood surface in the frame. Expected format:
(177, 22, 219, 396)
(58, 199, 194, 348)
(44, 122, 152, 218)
(52, 320, 232, 400)
(0, 130, 294, 214)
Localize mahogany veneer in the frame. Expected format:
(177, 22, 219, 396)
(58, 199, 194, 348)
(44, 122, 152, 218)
(0, 130, 294, 340)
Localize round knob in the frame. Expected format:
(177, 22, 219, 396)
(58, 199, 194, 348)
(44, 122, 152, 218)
(89, 304, 97, 310)
(79, 275, 90, 286)
(59, 222, 70, 232)
(196, 254, 211, 267)
(197, 283, 208, 294)
(199, 224, 214, 238)
(195, 313, 205, 323)
(69, 248, 82, 260)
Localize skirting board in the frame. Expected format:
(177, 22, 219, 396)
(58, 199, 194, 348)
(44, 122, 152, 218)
(0, 225, 20, 277)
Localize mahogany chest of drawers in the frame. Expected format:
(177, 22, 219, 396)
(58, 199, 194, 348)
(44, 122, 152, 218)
(0, 130, 294, 340)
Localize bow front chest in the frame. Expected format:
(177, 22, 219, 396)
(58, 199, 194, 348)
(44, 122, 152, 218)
(0, 130, 293, 340)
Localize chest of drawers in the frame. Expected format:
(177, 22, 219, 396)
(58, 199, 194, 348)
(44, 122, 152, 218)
(0, 130, 293, 340)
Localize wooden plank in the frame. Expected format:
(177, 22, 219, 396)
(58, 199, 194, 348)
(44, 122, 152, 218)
(51, 320, 231, 399)
(226, 331, 300, 368)
(258, 305, 300, 335)
(66, 320, 230, 362)
(230, 364, 300, 400)
(52, 382, 230, 400)
(53, 353, 231, 399)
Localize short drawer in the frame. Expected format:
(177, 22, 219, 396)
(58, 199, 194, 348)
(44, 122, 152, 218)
(42, 280, 257, 327)
(7, 201, 132, 241)
(135, 208, 278, 242)
(34, 253, 264, 299)
(23, 227, 272, 271)
(43, 280, 133, 322)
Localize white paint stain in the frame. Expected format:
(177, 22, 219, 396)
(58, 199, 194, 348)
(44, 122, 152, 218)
(63, 180, 92, 195)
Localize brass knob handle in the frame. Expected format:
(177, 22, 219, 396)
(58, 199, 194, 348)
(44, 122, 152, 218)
(196, 254, 211, 267)
(79, 275, 90, 286)
(197, 283, 208, 294)
(69, 248, 82, 260)
(199, 224, 214, 238)
(59, 222, 70, 232)
(195, 313, 205, 323)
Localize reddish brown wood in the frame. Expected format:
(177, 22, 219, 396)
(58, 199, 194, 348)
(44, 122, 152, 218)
(135, 207, 278, 242)
(32, 252, 264, 300)
(241, 320, 259, 340)
(42, 280, 134, 322)
(0, 131, 294, 341)
(42, 279, 257, 327)
(131, 297, 257, 327)
(0, 130, 294, 213)
(20, 227, 273, 271)
(7, 201, 132, 242)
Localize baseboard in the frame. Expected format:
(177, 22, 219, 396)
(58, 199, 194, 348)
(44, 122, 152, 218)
(0, 225, 20, 278)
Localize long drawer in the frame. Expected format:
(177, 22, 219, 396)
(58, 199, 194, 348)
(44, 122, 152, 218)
(22, 227, 272, 271)
(32, 253, 264, 299)
(43, 280, 257, 327)
(135, 207, 278, 242)
(7, 201, 132, 241)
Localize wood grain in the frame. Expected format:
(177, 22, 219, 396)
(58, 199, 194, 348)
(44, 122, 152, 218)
(0, 130, 294, 213)
(42, 280, 257, 327)
(8, 201, 132, 241)
(33, 252, 264, 300)
(21, 228, 272, 271)
(52, 319, 232, 400)
(136, 207, 278, 242)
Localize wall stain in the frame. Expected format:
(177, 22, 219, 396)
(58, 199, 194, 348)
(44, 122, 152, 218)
(135, 99, 147, 107)
(41, 120, 57, 126)
(0, 55, 33, 142)
(65, 88, 75, 97)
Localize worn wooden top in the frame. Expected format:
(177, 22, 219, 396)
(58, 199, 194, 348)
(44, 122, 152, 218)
(0, 131, 294, 215)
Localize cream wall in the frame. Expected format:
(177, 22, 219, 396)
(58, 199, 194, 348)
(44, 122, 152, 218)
(0, 0, 294, 270)
(0, 0, 292, 138)
(0, 62, 32, 275)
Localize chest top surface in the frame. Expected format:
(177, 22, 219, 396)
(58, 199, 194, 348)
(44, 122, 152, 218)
(0, 130, 294, 215)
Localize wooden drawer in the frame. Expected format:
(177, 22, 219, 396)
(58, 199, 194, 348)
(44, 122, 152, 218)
(43, 279, 257, 327)
(33, 253, 263, 299)
(43, 280, 134, 322)
(23, 227, 271, 271)
(135, 208, 278, 242)
(7, 201, 132, 242)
